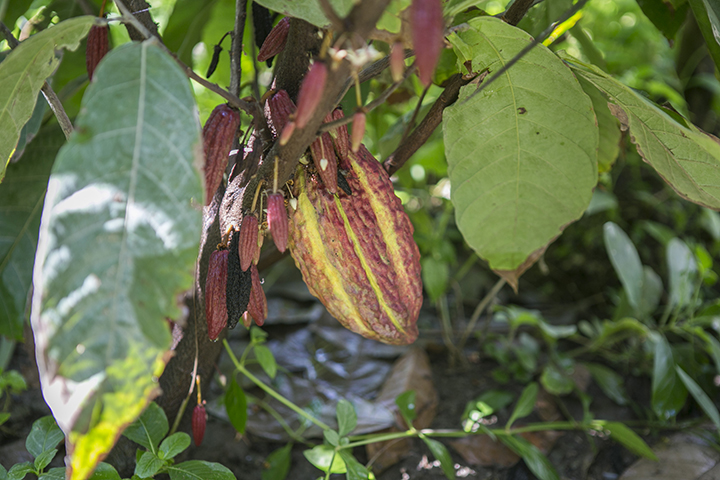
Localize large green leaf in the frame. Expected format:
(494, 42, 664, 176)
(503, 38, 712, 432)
(0, 16, 97, 181)
(30, 41, 202, 480)
(443, 17, 598, 275)
(0, 125, 65, 340)
(562, 53, 720, 210)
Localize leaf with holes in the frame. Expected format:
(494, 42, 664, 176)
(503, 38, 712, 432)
(443, 17, 598, 276)
(31, 41, 202, 480)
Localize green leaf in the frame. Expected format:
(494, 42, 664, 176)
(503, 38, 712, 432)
(395, 390, 417, 426)
(576, 77, 620, 173)
(159, 433, 191, 460)
(540, 364, 574, 396)
(255, 345, 277, 379)
(26, 416, 64, 458)
(0, 122, 65, 340)
(303, 445, 346, 474)
(163, 0, 217, 66)
(667, 238, 698, 308)
(225, 377, 248, 434)
(87, 463, 121, 480)
(336, 399, 357, 437)
(0, 16, 97, 180)
(323, 430, 340, 447)
(585, 363, 630, 405)
(12, 93, 48, 163)
(1, 0, 33, 28)
(421, 257, 449, 302)
(421, 437, 455, 480)
(337, 451, 369, 480)
(563, 53, 720, 210)
(38, 467, 65, 480)
(636, 0, 689, 40)
(688, 0, 720, 71)
(650, 332, 688, 420)
(31, 41, 202, 479)
(675, 366, 720, 432)
(443, 17, 598, 273)
(593, 421, 657, 460)
(135, 451, 164, 479)
(262, 444, 291, 480)
(253, 0, 353, 28)
(34, 449, 57, 472)
(700, 207, 720, 241)
(603, 222, 644, 314)
(167, 460, 237, 480)
(639, 266, 663, 318)
(500, 435, 560, 480)
(506, 382, 538, 429)
(123, 402, 170, 453)
(7, 462, 33, 480)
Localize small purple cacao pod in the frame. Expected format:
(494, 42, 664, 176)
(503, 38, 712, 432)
(86, 23, 109, 81)
(205, 249, 229, 341)
(410, 0, 444, 86)
(258, 17, 290, 61)
(390, 42, 405, 83)
(351, 112, 366, 153)
(295, 62, 327, 129)
(239, 215, 259, 272)
(203, 104, 241, 205)
(266, 90, 296, 137)
(246, 264, 268, 326)
(309, 133, 339, 194)
(192, 404, 207, 446)
(267, 193, 288, 253)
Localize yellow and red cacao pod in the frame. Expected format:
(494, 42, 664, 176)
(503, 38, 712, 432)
(205, 249, 229, 341)
(86, 23, 109, 81)
(258, 17, 290, 61)
(203, 104, 241, 205)
(288, 145, 422, 345)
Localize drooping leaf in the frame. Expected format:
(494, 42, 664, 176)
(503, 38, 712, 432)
(585, 363, 630, 405)
(636, 0, 689, 40)
(255, 345, 278, 379)
(338, 450, 370, 480)
(603, 222, 644, 314)
(576, 77, 620, 173)
(667, 238, 698, 308)
(262, 443, 292, 480)
(687, 0, 720, 71)
(443, 17, 598, 274)
(650, 332, 688, 421)
(26, 416, 64, 458)
(421, 437, 455, 480)
(395, 390, 417, 426)
(421, 257, 449, 302)
(123, 402, 169, 453)
(12, 94, 48, 163)
(30, 41, 202, 480)
(225, 376, 248, 434)
(167, 460, 237, 480)
(563, 53, 720, 210)
(593, 421, 658, 460)
(0, 16, 97, 180)
(500, 435, 560, 480)
(675, 366, 720, 432)
(158, 432, 192, 460)
(0, 125, 65, 340)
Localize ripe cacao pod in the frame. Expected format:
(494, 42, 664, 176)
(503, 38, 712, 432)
(203, 104, 241, 205)
(288, 145, 422, 345)
(86, 23, 109, 81)
(192, 404, 207, 446)
(205, 249, 229, 341)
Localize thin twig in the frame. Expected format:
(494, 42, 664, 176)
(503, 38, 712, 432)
(114, 0, 257, 117)
(457, 278, 505, 350)
(502, 0, 537, 26)
(318, 63, 416, 133)
(229, 0, 247, 97)
(0, 21, 73, 140)
(400, 83, 428, 144)
(461, 0, 590, 105)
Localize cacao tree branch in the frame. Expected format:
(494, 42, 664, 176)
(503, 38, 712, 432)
(229, 0, 248, 97)
(121, 0, 159, 40)
(383, 73, 477, 175)
(317, 0, 344, 31)
(502, 0, 537, 26)
(0, 22, 73, 140)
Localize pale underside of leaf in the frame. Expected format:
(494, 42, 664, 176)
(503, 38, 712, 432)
(30, 41, 202, 480)
(443, 17, 598, 273)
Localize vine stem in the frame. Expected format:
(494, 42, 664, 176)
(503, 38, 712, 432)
(457, 278, 506, 350)
(223, 339, 332, 431)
